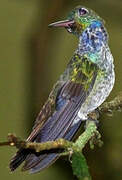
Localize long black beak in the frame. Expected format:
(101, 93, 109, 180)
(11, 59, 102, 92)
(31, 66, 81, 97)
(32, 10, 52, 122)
(48, 19, 75, 28)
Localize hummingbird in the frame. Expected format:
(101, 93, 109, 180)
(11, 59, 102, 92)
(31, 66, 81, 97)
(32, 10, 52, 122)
(10, 6, 115, 173)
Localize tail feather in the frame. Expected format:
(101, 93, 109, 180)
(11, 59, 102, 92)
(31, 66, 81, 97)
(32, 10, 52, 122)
(22, 154, 47, 171)
(9, 149, 29, 171)
(23, 154, 58, 173)
(9, 120, 82, 173)
(23, 121, 82, 173)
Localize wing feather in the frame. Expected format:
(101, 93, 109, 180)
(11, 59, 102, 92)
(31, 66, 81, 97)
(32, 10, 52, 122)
(10, 55, 98, 172)
(22, 74, 97, 172)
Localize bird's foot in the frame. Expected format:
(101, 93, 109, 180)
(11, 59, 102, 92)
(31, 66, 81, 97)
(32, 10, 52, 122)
(87, 109, 100, 125)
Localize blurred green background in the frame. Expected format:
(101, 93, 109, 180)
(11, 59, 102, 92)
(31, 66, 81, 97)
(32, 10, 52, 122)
(0, 0, 122, 180)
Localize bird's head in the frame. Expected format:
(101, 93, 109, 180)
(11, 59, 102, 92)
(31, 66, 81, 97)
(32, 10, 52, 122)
(49, 6, 104, 36)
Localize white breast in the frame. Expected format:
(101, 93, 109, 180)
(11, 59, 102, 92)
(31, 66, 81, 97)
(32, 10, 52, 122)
(75, 48, 115, 122)
(78, 67, 115, 120)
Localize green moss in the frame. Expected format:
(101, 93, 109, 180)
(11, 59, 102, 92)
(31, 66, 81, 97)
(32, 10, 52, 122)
(72, 152, 91, 180)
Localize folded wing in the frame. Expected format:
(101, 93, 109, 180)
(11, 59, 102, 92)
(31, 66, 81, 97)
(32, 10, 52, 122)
(10, 57, 98, 173)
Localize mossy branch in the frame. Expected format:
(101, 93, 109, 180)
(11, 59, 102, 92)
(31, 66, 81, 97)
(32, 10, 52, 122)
(0, 92, 122, 180)
(99, 91, 122, 112)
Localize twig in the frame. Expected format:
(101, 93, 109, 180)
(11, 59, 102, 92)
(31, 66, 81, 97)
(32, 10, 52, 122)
(0, 121, 97, 154)
(99, 92, 122, 113)
(0, 92, 122, 180)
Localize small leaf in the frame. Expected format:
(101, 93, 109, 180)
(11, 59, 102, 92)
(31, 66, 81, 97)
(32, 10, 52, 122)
(72, 152, 91, 180)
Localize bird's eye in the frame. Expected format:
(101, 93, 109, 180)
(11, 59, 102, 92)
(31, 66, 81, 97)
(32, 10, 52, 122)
(78, 8, 88, 16)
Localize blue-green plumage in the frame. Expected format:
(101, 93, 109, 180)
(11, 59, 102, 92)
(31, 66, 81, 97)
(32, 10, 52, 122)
(10, 6, 115, 173)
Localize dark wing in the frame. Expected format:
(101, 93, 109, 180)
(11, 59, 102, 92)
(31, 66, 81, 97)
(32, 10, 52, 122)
(21, 81, 87, 173)
(10, 60, 98, 173)
(25, 81, 85, 142)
